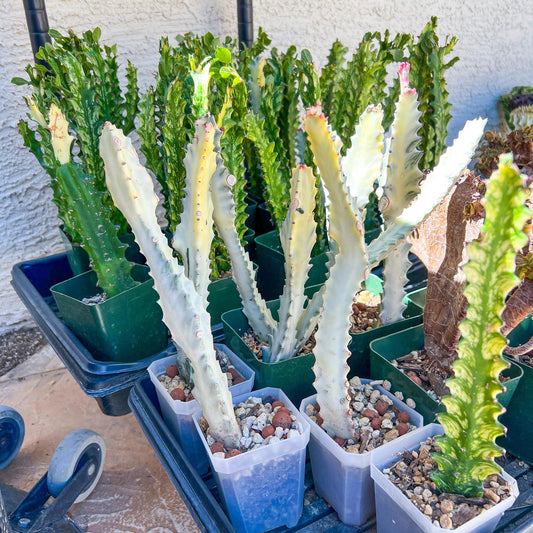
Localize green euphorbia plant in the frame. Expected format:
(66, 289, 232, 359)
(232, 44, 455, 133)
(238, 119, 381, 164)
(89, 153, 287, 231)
(431, 154, 530, 497)
(14, 27, 139, 235)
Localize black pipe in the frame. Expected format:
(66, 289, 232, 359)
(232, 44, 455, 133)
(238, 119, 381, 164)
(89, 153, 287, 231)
(236, 0, 253, 50)
(23, 0, 51, 64)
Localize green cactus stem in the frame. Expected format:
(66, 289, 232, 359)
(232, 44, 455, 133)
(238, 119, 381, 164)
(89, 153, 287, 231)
(47, 105, 137, 298)
(432, 154, 530, 497)
(100, 121, 242, 448)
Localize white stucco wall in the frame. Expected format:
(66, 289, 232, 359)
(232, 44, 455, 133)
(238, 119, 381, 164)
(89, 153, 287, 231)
(1, 0, 532, 333)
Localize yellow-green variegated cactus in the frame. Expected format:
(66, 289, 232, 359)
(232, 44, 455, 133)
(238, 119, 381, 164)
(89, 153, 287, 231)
(432, 154, 530, 497)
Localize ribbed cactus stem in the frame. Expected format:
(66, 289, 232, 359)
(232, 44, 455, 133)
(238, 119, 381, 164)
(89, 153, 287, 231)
(379, 63, 422, 323)
(210, 127, 276, 342)
(48, 104, 75, 165)
(48, 105, 137, 299)
(100, 122, 241, 448)
(267, 165, 319, 362)
(368, 118, 488, 268)
(305, 106, 368, 439)
(342, 105, 385, 212)
(172, 116, 217, 308)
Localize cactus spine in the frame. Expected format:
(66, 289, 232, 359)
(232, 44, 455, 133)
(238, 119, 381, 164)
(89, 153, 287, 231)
(100, 121, 241, 448)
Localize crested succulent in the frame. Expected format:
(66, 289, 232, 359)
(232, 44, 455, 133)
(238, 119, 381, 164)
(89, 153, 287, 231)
(100, 117, 241, 448)
(475, 126, 533, 179)
(432, 154, 530, 497)
(499, 86, 533, 133)
(14, 27, 139, 234)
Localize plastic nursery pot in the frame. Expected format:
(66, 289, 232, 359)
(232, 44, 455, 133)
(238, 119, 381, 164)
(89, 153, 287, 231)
(498, 317, 533, 464)
(193, 387, 310, 533)
(347, 278, 424, 379)
(299, 379, 424, 527)
(222, 274, 423, 406)
(370, 324, 524, 425)
(254, 201, 275, 236)
(254, 228, 382, 301)
(370, 424, 519, 533)
(50, 264, 169, 363)
(254, 229, 329, 301)
(222, 300, 315, 406)
(147, 344, 254, 474)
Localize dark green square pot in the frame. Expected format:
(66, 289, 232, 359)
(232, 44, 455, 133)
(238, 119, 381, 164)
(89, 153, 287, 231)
(222, 274, 423, 406)
(498, 317, 533, 464)
(254, 229, 382, 301)
(370, 323, 524, 425)
(50, 265, 169, 363)
(254, 230, 328, 301)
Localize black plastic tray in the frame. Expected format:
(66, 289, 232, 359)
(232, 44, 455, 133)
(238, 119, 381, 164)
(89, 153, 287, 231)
(128, 377, 533, 533)
(10, 254, 224, 416)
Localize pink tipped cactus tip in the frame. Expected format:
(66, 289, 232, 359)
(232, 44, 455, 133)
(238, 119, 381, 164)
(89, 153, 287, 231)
(398, 62, 416, 96)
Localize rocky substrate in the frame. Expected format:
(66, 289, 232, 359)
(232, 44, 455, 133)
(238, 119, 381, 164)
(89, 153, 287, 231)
(393, 349, 451, 401)
(349, 290, 381, 334)
(305, 376, 418, 453)
(199, 394, 305, 458)
(383, 436, 512, 530)
(243, 290, 382, 360)
(158, 346, 245, 401)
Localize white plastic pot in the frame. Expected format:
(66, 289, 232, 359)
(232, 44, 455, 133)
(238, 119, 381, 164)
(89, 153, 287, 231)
(299, 379, 424, 526)
(194, 387, 310, 533)
(370, 423, 519, 533)
(148, 343, 254, 474)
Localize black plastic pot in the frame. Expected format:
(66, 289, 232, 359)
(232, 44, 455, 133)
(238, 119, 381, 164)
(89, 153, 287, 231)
(128, 376, 533, 532)
(10, 254, 225, 416)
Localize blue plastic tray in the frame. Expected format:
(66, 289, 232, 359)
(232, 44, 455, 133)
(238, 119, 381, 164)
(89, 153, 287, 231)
(128, 377, 533, 533)
(10, 254, 224, 416)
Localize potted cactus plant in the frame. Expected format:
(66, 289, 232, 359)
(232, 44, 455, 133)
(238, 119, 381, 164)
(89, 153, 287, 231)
(294, 60, 486, 525)
(369, 114, 533, 424)
(13, 28, 170, 363)
(221, 63, 477, 404)
(100, 115, 310, 533)
(370, 154, 523, 533)
(20, 103, 168, 363)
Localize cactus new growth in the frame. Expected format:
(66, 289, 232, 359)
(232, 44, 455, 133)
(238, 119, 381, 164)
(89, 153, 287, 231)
(432, 154, 530, 497)
(301, 66, 486, 439)
(100, 119, 241, 448)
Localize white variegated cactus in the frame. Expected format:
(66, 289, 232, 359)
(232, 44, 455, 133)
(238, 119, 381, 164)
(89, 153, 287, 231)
(303, 64, 487, 439)
(100, 116, 242, 448)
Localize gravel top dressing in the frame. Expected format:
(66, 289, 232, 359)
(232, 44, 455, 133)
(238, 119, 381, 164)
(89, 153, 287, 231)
(200, 394, 305, 459)
(305, 376, 418, 453)
(382, 436, 513, 530)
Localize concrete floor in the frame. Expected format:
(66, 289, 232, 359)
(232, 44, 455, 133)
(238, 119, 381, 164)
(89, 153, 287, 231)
(0, 343, 200, 532)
